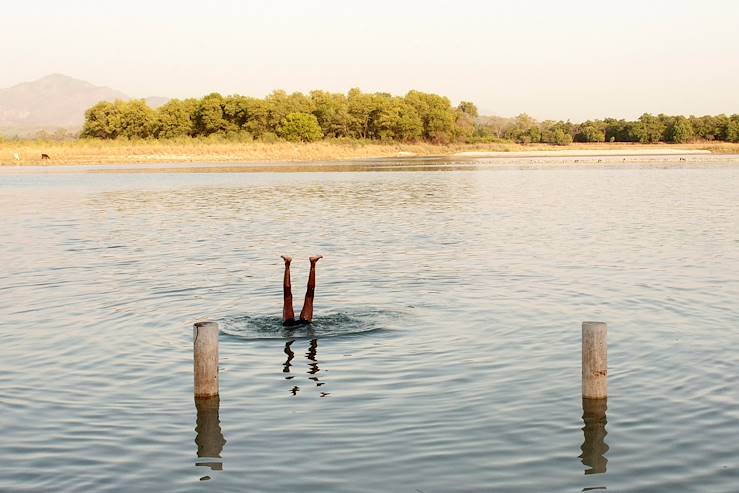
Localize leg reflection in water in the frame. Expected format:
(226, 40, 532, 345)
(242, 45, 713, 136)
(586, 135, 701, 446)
(580, 398, 609, 475)
(194, 396, 227, 473)
(307, 339, 330, 396)
(283, 340, 295, 377)
(307, 339, 320, 383)
(282, 338, 329, 397)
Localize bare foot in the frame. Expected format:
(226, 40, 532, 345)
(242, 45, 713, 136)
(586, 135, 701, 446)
(281, 255, 292, 264)
(309, 255, 323, 263)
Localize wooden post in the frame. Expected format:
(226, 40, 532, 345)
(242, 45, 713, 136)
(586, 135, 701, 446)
(194, 321, 219, 398)
(582, 321, 607, 399)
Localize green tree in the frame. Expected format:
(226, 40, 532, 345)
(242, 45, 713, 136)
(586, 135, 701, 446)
(689, 115, 725, 141)
(575, 123, 606, 142)
(541, 121, 574, 145)
(310, 90, 351, 138)
(80, 101, 123, 139)
(266, 90, 314, 132)
(457, 101, 479, 118)
(346, 88, 377, 139)
(667, 116, 693, 143)
(374, 97, 423, 141)
(637, 113, 666, 143)
(604, 118, 644, 143)
(195, 93, 234, 136)
(227, 97, 270, 137)
(454, 103, 479, 142)
(277, 113, 323, 142)
(604, 119, 628, 142)
(80, 87, 739, 146)
(554, 128, 573, 145)
(156, 99, 197, 138)
(625, 121, 646, 142)
(454, 111, 475, 142)
(117, 100, 157, 138)
(726, 116, 739, 143)
(222, 95, 250, 128)
(404, 90, 457, 143)
(504, 113, 541, 144)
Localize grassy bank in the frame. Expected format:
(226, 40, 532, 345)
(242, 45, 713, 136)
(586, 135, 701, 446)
(2, 139, 739, 166)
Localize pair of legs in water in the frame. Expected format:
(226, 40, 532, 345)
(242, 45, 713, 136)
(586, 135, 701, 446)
(281, 255, 322, 326)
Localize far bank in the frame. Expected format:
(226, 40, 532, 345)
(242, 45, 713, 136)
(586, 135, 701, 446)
(2, 140, 739, 166)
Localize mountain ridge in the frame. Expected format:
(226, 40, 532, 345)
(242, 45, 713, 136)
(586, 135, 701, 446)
(0, 74, 168, 136)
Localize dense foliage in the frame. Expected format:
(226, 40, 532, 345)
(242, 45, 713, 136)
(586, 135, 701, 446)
(80, 90, 739, 144)
(81, 89, 470, 143)
(476, 113, 739, 144)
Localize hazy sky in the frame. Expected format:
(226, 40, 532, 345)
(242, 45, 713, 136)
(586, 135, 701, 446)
(3, 0, 738, 120)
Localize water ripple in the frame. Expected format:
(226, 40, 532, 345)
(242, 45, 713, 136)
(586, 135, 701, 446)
(1, 163, 738, 492)
(219, 309, 400, 341)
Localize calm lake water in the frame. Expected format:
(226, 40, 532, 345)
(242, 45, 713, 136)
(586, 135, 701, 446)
(1, 157, 738, 492)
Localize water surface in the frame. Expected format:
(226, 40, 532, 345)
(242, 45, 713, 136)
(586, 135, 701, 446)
(1, 158, 738, 492)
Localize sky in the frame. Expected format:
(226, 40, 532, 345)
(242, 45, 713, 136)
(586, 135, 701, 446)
(2, 0, 739, 121)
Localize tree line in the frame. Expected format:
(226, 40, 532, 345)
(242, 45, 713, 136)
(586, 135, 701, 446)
(81, 89, 477, 143)
(477, 113, 739, 145)
(80, 89, 739, 144)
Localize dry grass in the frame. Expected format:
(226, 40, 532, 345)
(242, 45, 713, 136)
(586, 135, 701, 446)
(2, 139, 738, 166)
(522, 142, 739, 154)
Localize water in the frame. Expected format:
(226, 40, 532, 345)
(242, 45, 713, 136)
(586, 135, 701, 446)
(1, 158, 738, 492)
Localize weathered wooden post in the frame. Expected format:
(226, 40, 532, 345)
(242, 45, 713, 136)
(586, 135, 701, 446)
(580, 322, 608, 475)
(582, 321, 607, 399)
(194, 321, 219, 398)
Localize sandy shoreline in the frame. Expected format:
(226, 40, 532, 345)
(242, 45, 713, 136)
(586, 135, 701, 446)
(2, 141, 738, 166)
(454, 149, 712, 157)
(2, 154, 738, 175)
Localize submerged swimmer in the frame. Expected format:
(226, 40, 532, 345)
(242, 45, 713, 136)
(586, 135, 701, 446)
(281, 255, 323, 326)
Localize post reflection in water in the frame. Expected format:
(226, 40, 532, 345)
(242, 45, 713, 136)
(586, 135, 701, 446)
(282, 338, 329, 397)
(194, 396, 227, 474)
(580, 398, 609, 476)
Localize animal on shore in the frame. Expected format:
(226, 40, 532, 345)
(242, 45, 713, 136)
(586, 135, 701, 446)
(679, 157, 687, 162)
(13, 153, 20, 161)
(41, 153, 50, 160)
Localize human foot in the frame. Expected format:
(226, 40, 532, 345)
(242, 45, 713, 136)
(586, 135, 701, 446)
(309, 255, 323, 263)
(281, 255, 292, 264)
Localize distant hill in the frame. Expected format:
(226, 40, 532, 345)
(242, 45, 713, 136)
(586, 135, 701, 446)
(0, 74, 168, 136)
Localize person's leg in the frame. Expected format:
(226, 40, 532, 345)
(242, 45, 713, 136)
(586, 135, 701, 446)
(281, 256, 295, 324)
(299, 255, 322, 322)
